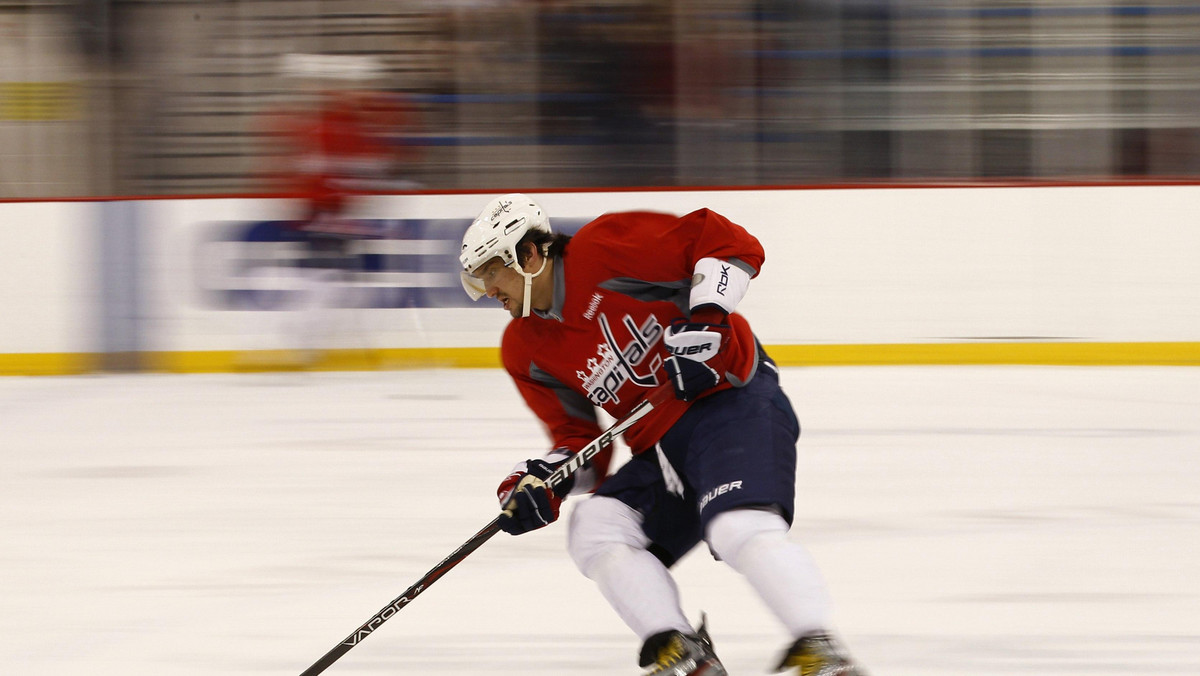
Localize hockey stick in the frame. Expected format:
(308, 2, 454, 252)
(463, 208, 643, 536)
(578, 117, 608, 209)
(298, 390, 665, 676)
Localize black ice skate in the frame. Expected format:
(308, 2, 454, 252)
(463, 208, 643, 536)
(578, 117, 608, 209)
(638, 617, 727, 676)
(775, 633, 867, 676)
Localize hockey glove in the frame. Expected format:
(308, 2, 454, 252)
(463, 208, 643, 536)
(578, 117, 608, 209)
(497, 455, 575, 535)
(663, 315, 732, 402)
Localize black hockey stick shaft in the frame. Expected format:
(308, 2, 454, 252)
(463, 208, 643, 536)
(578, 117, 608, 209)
(298, 391, 664, 676)
(298, 517, 502, 676)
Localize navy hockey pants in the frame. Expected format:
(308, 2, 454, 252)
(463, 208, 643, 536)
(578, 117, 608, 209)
(593, 357, 801, 567)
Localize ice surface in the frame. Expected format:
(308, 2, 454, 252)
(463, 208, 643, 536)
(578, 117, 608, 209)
(2, 366, 1198, 675)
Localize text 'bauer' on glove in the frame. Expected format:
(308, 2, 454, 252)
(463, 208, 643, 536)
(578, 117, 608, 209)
(662, 310, 733, 402)
(496, 451, 577, 535)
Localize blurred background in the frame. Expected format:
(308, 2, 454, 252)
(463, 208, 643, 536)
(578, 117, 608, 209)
(3, 0, 1199, 199)
(3, 5, 1198, 674)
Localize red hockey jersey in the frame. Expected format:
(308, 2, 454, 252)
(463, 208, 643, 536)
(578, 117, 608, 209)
(499, 208, 766, 482)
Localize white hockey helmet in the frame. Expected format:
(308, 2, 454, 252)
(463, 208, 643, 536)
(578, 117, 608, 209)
(459, 193, 552, 316)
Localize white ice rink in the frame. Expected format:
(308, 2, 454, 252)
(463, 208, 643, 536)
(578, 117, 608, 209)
(3, 366, 1199, 675)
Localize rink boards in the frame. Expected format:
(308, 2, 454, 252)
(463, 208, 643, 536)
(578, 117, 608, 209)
(1, 184, 1198, 374)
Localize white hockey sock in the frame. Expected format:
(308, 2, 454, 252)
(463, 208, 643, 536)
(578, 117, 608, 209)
(568, 497, 693, 640)
(707, 508, 832, 637)
(589, 544, 693, 640)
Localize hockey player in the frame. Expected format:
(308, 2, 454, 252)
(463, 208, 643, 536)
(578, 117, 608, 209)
(459, 194, 867, 676)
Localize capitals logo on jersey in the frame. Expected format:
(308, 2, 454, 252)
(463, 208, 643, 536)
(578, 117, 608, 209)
(577, 312, 664, 406)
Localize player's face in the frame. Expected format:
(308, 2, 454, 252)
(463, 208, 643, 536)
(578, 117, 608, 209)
(472, 257, 525, 318)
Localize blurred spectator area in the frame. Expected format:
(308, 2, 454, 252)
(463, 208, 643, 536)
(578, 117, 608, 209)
(1, 0, 1198, 198)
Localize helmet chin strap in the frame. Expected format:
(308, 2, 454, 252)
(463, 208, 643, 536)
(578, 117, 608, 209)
(518, 255, 550, 318)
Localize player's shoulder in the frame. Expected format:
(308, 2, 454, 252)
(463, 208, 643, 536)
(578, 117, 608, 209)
(580, 210, 678, 231)
(570, 211, 678, 248)
(574, 208, 733, 237)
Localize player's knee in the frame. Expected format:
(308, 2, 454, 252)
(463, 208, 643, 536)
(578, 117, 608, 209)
(567, 496, 649, 574)
(705, 507, 789, 565)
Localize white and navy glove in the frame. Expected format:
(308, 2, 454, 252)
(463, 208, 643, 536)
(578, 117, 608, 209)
(496, 452, 576, 535)
(663, 257, 753, 402)
(663, 309, 732, 402)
